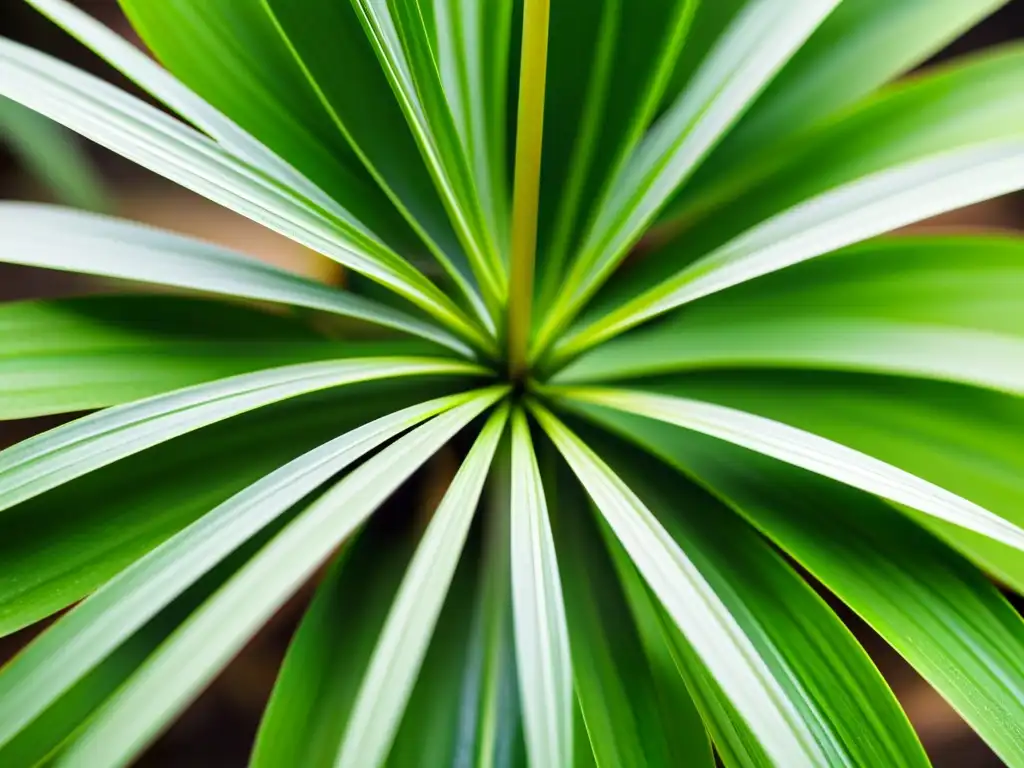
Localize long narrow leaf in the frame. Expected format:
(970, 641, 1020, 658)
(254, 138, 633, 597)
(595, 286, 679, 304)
(25, 0, 333, 211)
(554, 387, 1024, 553)
(335, 405, 507, 767)
(0, 390, 481, 750)
(0, 203, 470, 356)
(558, 138, 1024, 359)
(531, 403, 827, 766)
(535, 0, 840, 354)
(0, 357, 483, 514)
(509, 409, 573, 768)
(0, 294, 426, 419)
(0, 38, 491, 352)
(665, 0, 1013, 225)
(582, 404, 1024, 765)
(53, 391, 503, 768)
(557, 236, 1024, 394)
(351, 0, 504, 302)
(114, 0, 419, 243)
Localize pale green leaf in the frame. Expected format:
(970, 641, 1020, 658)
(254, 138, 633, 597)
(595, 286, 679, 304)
(114, 0, 417, 242)
(53, 391, 503, 768)
(265, 0, 494, 331)
(0, 356, 483, 514)
(0, 382, 441, 638)
(668, 0, 1014, 223)
(535, 0, 840, 354)
(350, 0, 504, 303)
(0, 38, 491, 352)
(0, 203, 469, 356)
(335, 405, 508, 767)
(509, 409, 572, 768)
(541, 449, 712, 767)
(554, 387, 1024, 553)
(633, 372, 1024, 596)
(0, 390, 476, 750)
(581, 403, 1024, 766)
(559, 138, 1024, 359)
(531, 403, 826, 766)
(25, 0, 332, 209)
(557, 236, 1024, 394)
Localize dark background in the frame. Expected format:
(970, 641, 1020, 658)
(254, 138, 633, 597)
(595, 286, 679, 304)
(1, 2, 1023, 765)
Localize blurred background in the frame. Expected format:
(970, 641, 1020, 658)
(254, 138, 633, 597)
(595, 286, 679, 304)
(1, 1, 1022, 765)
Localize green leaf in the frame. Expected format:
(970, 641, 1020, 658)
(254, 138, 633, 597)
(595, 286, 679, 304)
(0, 295, 434, 419)
(0, 382, 445, 637)
(53, 390, 502, 768)
(531, 403, 826, 766)
(250, 535, 415, 768)
(553, 386, 1024, 553)
(0, 203, 469, 355)
(24, 0, 329, 208)
(509, 408, 572, 768)
(626, 371, 1024, 594)
(350, 0, 504, 303)
(557, 235, 1024, 394)
(534, 0, 840, 355)
(452, 437, 526, 768)
(0, 94, 107, 211)
(0, 39, 492, 353)
(537, 0, 697, 309)
(668, 0, 1014, 223)
(0, 389, 473, 749)
(0, 356, 483, 514)
(114, 0, 417, 244)
(264, 0, 493, 330)
(546, 414, 930, 767)
(334, 405, 508, 766)
(541, 448, 712, 767)
(433, 0, 514, 254)
(559, 47, 1024, 357)
(580, 403, 1024, 766)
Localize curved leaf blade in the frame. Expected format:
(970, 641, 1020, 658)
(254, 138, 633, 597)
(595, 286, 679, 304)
(555, 387, 1024, 553)
(334, 405, 508, 767)
(586, 404, 1024, 766)
(52, 391, 502, 768)
(531, 404, 826, 766)
(25, 0, 333, 210)
(559, 138, 1024, 359)
(0, 38, 491, 352)
(0, 357, 483, 514)
(557, 236, 1024, 394)
(0, 204, 470, 356)
(536, 0, 840, 354)
(509, 409, 573, 768)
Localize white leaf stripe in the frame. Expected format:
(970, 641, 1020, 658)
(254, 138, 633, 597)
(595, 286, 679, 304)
(509, 410, 573, 768)
(0, 203, 472, 356)
(538, 0, 840, 353)
(0, 391, 479, 751)
(558, 138, 1024, 358)
(54, 391, 504, 768)
(0, 358, 484, 514)
(336, 405, 509, 768)
(0, 37, 492, 353)
(23, 0, 335, 212)
(558, 388, 1024, 552)
(531, 403, 824, 767)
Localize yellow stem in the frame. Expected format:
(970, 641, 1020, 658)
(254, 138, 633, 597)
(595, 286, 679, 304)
(507, 0, 550, 379)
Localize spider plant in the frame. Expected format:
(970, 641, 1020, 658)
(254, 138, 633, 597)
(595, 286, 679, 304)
(0, 0, 1023, 766)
